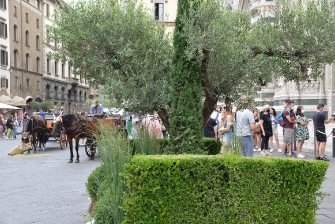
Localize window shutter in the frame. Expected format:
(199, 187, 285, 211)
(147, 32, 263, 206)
(4, 0, 6, 9)
(6, 51, 8, 65)
(5, 23, 7, 38)
(6, 79, 8, 89)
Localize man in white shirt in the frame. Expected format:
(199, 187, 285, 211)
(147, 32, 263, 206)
(236, 103, 257, 157)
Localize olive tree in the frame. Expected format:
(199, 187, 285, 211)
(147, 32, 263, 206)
(49, 0, 335, 132)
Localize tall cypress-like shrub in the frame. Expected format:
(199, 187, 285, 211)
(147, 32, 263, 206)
(168, 0, 205, 154)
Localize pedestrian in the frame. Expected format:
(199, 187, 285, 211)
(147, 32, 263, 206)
(313, 104, 334, 161)
(13, 117, 19, 139)
(295, 106, 311, 159)
(204, 117, 218, 140)
(236, 100, 257, 157)
(40, 111, 45, 118)
(219, 108, 235, 153)
(128, 115, 133, 136)
(161, 121, 167, 139)
(253, 109, 261, 152)
(260, 105, 272, 155)
(142, 112, 161, 138)
(269, 108, 280, 152)
(211, 107, 221, 139)
(0, 115, 5, 139)
(6, 115, 14, 140)
(281, 101, 296, 157)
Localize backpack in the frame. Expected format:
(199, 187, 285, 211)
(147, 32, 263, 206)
(278, 109, 290, 127)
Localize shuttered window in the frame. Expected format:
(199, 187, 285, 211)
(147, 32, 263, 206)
(46, 4, 49, 17)
(0, 22, 7, 38)
(0, 0, 6, 9)
(0, 50, 8, 66)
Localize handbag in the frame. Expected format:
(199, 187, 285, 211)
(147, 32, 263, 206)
(254, 127, 261, 134)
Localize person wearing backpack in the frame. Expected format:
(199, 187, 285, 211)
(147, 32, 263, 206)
(281, 101, 296, 157)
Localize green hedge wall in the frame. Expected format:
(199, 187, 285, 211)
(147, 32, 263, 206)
(123, 155, 329, 223)
(127, 139, 222, 155)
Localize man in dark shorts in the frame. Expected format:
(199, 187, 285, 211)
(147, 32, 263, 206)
(313, 104, 334, 161)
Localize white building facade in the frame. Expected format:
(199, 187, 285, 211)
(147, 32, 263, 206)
(0, 0, 10, 97)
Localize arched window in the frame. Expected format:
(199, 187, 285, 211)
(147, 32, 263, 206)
(25, 53, 29, 70)
(36, 0, 40, 9)
(25, 30, 29, 45)
(47, 58, 50, 73)
(55, 61, 58, 74)
(14, 25, 18, 41)
(46, 85, 50, 97)
(74, 91, 77, 101)
(14, 50, 18, 67)
(79, 91, 82, 102)
(36, 57, 40, 73)
(84, 92, 87, 102)
(36, 35, 39, 49)
(54, 86, 58, 98)
(61, 87, 64, 99)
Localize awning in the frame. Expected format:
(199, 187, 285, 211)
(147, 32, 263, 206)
(0, 95, 14, 105)
(25, 96, 33, 101)
(0, 103, 20, 109)
(13, 96, 26, 106)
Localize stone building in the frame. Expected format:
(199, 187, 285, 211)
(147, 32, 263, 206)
(8, 0, 44, 108)
(42, 0, 89, 114)
(234, 0, 334, 118)
(0, 0, 10, 98)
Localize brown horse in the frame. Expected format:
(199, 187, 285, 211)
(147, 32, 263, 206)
(23, 116, 48, 153)
(51, 114, 98, 163)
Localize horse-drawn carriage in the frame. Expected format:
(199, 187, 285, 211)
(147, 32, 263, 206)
(23, 113, 67, 152)
(51, 113, 124, 163)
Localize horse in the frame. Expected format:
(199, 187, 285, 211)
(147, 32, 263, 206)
(51, 114, 98, 163)
(23, 116, 48, 153)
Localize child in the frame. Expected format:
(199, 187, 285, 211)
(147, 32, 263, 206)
(13, 117, 19, 139)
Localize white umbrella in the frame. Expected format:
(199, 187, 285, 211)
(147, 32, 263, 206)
(0, 103, 20, 109)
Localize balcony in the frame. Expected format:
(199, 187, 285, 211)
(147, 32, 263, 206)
(67, 77, 79, 85)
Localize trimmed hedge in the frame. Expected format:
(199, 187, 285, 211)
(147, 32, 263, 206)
(93, 192, 114, 224)
(85, 164, 107, 201)
(123, 154, 329, 223)
(128, 139, 221, 155)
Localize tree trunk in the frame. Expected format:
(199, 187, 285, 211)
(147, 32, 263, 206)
(157, 108, 170, 131)
(201, 46, 218, 126)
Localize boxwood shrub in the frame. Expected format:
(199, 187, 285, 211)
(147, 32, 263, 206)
(85, 164, 107, 201)
(123, 154, 329, 223)
(128, 138, 221, 155)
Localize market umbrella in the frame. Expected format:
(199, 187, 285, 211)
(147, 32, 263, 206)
(0, 103, 20, 109)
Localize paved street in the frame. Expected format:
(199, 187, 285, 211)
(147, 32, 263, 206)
(0, 131, 334, 224)
(0, 136, 100, 224)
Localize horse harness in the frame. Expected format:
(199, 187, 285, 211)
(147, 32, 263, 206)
(30, 116, 49, 132)
(64, 114, 91, 138)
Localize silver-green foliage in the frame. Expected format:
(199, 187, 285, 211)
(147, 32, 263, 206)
(252, 0, 335, 82)
(48, 0, 172, 113)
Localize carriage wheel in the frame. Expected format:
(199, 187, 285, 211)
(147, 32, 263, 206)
(85, 139, 96, 159)
(60, 133, 67, 150)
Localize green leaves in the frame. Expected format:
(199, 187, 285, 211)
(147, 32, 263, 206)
(123, 154, 329, 223)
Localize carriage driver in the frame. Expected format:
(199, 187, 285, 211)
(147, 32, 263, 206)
(90, 100, 104, 117)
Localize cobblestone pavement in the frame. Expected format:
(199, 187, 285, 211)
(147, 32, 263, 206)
(254, 148, 334, 224)
(0, 136, 100, 224)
